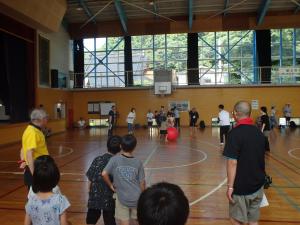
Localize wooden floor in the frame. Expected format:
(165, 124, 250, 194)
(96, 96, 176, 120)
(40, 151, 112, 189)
(0, 127, 300, 225)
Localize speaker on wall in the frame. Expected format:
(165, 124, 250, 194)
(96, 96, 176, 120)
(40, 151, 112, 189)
(51, 69, 58, 88)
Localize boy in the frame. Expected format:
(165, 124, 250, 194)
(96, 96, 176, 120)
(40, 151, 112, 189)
(137, 182, 189, 225)
(86, 135, 122, 225)
(102, 134, 145, 225)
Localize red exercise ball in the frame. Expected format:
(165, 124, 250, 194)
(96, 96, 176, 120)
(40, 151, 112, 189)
(167, 127, 178, 141)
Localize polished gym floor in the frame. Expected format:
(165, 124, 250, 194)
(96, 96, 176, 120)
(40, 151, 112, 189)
(0, 126, 300, 225)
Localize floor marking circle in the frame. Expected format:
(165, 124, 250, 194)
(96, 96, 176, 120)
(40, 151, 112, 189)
(288, 148, 300, 160)
(48, 146, 74, 158)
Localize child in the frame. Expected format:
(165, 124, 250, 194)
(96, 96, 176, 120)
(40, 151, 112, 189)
(86, 135, 122, 225)
(146, 110, 153, 128)
(24, 155, 71, 225)
(126, 108, 136, 134)
(137, 182, 189, 225)
(102, 135, 145, 225)
(160, 116, 168, 141)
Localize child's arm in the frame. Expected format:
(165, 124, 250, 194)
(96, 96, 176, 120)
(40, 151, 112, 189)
(60, 212, 70, 225)
(140, 180, 146, 192)
(24, 213, 32, 225)
(102, 171, 115, 192)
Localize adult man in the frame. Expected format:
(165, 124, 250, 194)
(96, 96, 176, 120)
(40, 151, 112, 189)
(108, 105, 116, 136)
(283, 103, 292, 126)
(218, 104, 231, 145)
(223, 101, 266, 225)
(21, 108, 49, 188)
(189, 107, 199, 135)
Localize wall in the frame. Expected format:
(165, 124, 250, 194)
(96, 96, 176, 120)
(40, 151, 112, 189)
(72, 86, 300, 126)
(38, 25, 70, 76)
(0, 120, 66, 146)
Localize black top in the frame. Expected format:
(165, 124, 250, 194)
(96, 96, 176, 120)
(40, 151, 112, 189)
(189, 111, 199, 121)
(223, 125, 266, 195)
(261, 114, 270, 131)
(86, 153, 115, 210)
(108, 110, 115, 124)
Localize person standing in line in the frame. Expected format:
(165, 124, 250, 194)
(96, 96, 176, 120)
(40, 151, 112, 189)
(102, 135, 145, 225)
(86, 136, 122, 225)
(20, 109, 49, 189)
(223, 101, 266, 225)
(126, 108, 136, 134)
(173, 106, 180, 129)
(218, 104, 231, 145)
(108, 106, 117, 137)
(283, 103, 292, 126)
(146, 110, 154, 135)
(260, 106, 270, 137)
(189, 107, 199, 135)
(270, 106, 277, 129)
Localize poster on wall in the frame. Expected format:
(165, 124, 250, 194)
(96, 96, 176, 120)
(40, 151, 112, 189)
(251, 100, 259, 110)
(168, 101, 190, 112)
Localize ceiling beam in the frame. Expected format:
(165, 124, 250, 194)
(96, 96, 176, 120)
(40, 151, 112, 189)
(257, 0, 272, 25)
(114, 0, 128, 34)
(188, 0, 193, 30)
(224, 0, 229, 16)
(79, 0, 96, 24)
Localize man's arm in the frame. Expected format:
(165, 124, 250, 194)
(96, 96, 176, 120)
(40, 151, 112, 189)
(102, 171, 115, 192)
(226, 159, 237, 203)
(26, 149, 34, 174)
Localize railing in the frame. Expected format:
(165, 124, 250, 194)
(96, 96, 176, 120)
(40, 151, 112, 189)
(69, 66, 300, 88)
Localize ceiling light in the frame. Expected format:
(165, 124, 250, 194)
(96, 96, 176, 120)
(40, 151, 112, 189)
(76, 4, 83, 11)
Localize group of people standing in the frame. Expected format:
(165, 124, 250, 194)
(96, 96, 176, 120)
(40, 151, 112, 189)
(20, 108, 190, 225)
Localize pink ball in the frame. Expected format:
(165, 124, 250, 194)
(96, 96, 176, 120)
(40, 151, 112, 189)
(167, 127, 178, 141)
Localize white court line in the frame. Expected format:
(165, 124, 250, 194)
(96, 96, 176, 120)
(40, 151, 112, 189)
(0, 171, 85, 176)
(288, 148, 300, 160)
(189, 178, 227, 206)
(49, 146, 74, 159)
(145, 149, 207, 170)
(143, 146, 158, 167)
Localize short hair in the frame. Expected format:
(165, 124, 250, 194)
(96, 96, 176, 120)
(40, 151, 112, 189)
(234, 101, 251, 117)
(32, 155, 60, 193)
(219, 104, 224, 109)
(107, 135, 122, 154)
(137, 182, 189, 225)
(131, 108, 135, 112)
(30, 108, 48, 121)
(121, 134, 137, 152)
(260, 106, 267, 114)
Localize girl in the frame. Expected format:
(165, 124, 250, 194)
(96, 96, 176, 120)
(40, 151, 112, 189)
(24, 155, 71, 225)
(126, 108, 136, 134)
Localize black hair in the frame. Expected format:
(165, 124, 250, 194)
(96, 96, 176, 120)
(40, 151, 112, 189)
(107, 135, 122, 154)
(261, 106, 267, 114)
(131, 108, 135, 112)
(137, 182, 189, 225)
(121, 134, 137, 152)
(219, 104, 224, 109)
(32, 155, 60, 193)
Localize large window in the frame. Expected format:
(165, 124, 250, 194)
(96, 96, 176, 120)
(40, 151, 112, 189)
(84, 37, 124, 88)
(198, 31, 253, 85)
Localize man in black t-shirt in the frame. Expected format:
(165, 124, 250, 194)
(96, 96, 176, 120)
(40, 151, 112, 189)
(108, 106, 116, 137)
(223, 101, 266, 225)
(189, 107, 199, 135)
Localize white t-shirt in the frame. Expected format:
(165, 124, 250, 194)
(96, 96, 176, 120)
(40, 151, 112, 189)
(218, 110, 230, 126)
(78, 120, 85, 127)
(146, 112, 153, 122)
(127, 112, 136, 124)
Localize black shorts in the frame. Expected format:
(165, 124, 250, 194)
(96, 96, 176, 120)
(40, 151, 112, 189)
(24, 166, 33, 188)
(189, 120, 197, 127)
(160, 130, 167, 134)
(86, 208, 116, 225)
(148, 121, 153, 127)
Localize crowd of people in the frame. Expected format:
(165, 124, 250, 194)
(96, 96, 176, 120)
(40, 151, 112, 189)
(19, 102, 294, 225)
